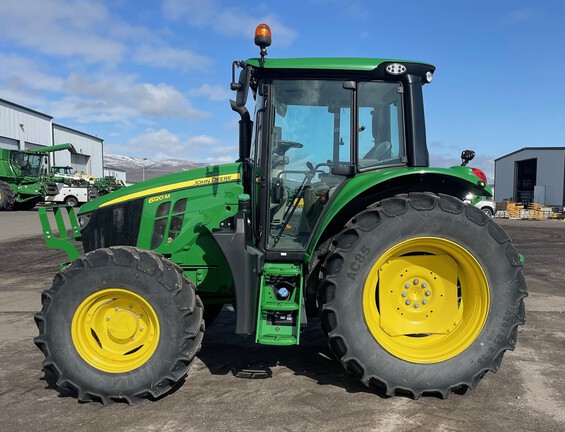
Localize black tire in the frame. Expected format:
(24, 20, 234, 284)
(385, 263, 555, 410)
(0, 180, 15, 211)
(64, 196, 79, 207)
(480, 206, 494, 217)
(320, 193, 527, 398)
(34, 246, 204, 405)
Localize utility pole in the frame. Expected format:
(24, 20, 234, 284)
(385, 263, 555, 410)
(142, 158, 148, 182)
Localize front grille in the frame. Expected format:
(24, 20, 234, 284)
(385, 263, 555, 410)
(81, 199, 144, 252)
(150, 198, 188, 250)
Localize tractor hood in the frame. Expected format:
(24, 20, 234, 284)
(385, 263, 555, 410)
(79, 162, 243, 214)
(77, 162, 244, 254)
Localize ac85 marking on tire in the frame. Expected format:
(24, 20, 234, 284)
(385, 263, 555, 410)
(347, 245, 371, 280)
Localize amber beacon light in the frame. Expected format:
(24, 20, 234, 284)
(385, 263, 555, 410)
(254, 23, 272, 49)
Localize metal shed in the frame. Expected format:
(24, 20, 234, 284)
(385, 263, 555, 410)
(494, 147, 565, 208)
(0, 98, 103, 177)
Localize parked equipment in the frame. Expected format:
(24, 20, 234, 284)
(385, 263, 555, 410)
(0, 143, 74, 210)
(35, 24, 527, 405)
(44, 182, 97, 207)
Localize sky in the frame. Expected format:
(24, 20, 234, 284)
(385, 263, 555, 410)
(1, 0, 564, 181)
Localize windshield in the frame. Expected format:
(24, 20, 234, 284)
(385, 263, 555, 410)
(11, 152, 44, 177)
(266, 79, 405, 251)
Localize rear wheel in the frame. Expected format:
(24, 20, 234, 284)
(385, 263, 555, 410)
(64, 196, 79, 207)
(320, 193, 527, 398)
(34, 246, 204, 404)
(480, 206, 494, 217)
(0, 180, 15, 211)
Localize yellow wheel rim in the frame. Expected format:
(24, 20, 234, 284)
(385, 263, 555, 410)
(72, 288, 160, 373)
(363, 237, 489, 364)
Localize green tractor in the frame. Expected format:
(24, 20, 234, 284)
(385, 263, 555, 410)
(0, 143, 75, 210)
(34, 24, 527, 404)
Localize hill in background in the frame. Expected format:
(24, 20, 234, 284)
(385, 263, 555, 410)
(104, 154, 208, 183)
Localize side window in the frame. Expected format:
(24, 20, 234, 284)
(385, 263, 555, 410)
(358, 82, 405, 169)
(267, 80, 351, 250)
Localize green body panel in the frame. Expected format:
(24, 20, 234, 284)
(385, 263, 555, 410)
(245, 57, 433, 71)
(78, 163, 245, 303)
(256, 263, 303, 345)
(307, 166, 492, 259)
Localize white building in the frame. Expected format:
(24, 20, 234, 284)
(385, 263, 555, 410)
(103, 167, 127, 185)
(0, 98, 103, 177)
(494, 147, 565, 208)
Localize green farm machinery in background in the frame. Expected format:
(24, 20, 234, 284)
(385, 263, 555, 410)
(0, 143, 74, 210)
(34, 24, 527, 405)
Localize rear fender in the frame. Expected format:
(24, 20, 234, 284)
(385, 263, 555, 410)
(308, 167, 491, 259)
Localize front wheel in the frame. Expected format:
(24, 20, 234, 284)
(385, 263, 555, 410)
(34, 246, 204, 404)
(320, 193, 527, 398)
(0, 180, 15, 211)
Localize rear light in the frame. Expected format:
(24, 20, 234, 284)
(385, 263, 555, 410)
(472, 168, 487, 183)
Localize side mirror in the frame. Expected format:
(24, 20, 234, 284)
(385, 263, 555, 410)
(231, 64, 250, 108)
(461, 150, 475, 166)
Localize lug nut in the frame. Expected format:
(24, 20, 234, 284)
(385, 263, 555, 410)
(422, 299, 428, 305)
(401, 291, 407, 297)
(425, 290, 432, 296)
(413, 279, 419, 285)
(422, 282, 428, 288)
(405, 299, 411, 305)
(404, 283, 411, 288)
(414, 303, 420, 308)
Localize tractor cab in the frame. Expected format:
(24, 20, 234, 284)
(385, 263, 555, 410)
(230, 25, 434, 260)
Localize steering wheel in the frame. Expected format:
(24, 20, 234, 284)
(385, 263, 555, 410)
(275, 140, 303, 155)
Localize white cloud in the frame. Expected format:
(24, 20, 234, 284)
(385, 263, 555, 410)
(0, 1, 123, 63)
(122, 130, 236, 163)
(187, 84, 231, 101)
(162, 0, 298, 47)
(206, 155, 234, 164)
(53, 73, 208, 122)
(186, 135, 219, 147)
(0, 54, 64, 91)
(128, 129, 181, 152)
(210, 145, 237, 155)
(133, 44, 212, 71)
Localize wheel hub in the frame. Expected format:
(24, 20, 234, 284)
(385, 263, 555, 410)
(107, 310, 140, 341)
(378, 254, 460, 336)
(72, 288, 159, 373)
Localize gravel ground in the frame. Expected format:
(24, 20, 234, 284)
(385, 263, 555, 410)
(0, 211, 564, 432)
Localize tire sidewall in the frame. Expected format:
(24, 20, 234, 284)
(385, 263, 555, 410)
(46, 248, 196, 395)
(324, 195, 523, 389)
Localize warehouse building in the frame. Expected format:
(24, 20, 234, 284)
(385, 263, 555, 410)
(494, 147, 565, 208)
(0, 98, 103, 177)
